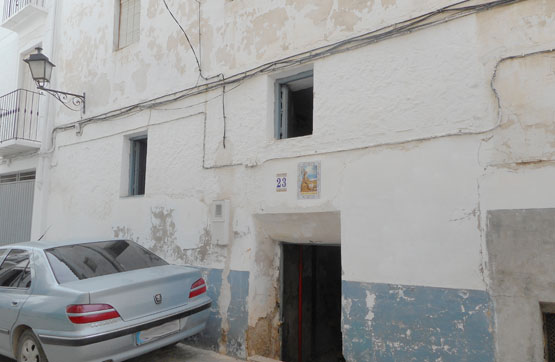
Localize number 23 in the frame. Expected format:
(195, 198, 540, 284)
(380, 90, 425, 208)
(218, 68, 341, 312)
(276, 177, 287, 188)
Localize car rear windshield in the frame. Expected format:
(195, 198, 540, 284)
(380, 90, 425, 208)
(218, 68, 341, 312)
(45, 240, 168, 284)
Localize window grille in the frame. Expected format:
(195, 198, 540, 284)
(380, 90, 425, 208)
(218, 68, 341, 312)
(0, 171, 35, 184)
(118, 0, 140, 49)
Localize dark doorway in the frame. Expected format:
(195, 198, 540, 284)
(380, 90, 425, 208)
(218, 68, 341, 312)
(544, 312, 555, 361)
(281, 244, 344, 362)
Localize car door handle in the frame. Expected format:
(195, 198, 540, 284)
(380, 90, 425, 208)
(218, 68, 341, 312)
(11, 301, 18, 306)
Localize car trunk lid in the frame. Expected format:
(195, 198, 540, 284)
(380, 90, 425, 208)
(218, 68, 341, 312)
(64, 265, 200, 321)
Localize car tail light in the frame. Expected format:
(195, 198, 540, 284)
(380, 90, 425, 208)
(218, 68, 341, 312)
(66, 304, 120, 324)
(189, 278, 207, 298)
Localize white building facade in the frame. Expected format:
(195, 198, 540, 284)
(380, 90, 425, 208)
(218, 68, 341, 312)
(1, 0, 555, 361)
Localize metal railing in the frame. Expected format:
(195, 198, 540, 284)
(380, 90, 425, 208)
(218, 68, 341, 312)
(0, 89, 41, 143)
(2, 0, 45, 22)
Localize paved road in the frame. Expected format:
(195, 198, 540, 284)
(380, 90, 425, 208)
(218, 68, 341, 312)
(0, 343, 242, 362)
(130, 343, 242, 362)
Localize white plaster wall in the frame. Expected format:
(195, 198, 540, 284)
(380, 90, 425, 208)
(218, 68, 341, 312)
(0, 0, 58, 243)
(3, 0, 555, 355)
(0, 30, 19, 95)
(51, 0, 485, 125)
(340, 137, 486, 289)
(0, 1, 53, 95)
(39, 0, 555, 290)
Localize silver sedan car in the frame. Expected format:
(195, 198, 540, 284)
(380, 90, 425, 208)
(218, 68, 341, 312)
(0, 240, 211, 362)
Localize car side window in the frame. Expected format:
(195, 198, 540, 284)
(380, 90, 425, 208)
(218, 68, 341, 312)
(0, 249, 32, 289)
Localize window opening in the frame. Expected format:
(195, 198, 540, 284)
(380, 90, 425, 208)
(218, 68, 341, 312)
(0, 171, 35, 184)
(215, 204, 223, 218)
(117, 0, 140, 49)
(129, 136, 147, 196)
(275, 71, 313, 139)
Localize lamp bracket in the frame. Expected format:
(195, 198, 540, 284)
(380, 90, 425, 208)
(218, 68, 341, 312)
(37, 85, 85, 114)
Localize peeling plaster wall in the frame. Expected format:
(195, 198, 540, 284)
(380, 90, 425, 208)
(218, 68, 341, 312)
(3, 0, 555, 360)
(342, 281, 494, 361)
(52, 0, 476, 123)
(187, 268, 249, 359)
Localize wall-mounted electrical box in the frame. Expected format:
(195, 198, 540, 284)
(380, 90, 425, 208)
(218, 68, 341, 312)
(210, 200, 230, 246)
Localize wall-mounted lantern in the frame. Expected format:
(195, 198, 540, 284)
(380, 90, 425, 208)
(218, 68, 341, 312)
(24, 47, 86, 114)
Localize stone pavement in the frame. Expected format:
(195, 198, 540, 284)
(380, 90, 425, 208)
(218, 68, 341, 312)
(0, 343, 243, 362)
(129, 343, 243, 362)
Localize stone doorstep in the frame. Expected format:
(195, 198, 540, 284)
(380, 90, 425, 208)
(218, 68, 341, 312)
(247, 356, 284, 362)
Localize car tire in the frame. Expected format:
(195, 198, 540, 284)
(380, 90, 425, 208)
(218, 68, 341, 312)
(17, 330, 48, 362)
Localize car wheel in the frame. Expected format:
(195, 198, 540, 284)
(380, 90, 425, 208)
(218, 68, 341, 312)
(17, 330, 48, 362)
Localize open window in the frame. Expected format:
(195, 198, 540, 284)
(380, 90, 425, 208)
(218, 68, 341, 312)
(275, 70, 313, 139)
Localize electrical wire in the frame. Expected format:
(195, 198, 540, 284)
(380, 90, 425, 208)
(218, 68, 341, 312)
(163, 0, 228, 146)
(162, 0, 201, 73)
(46, 0, 525, 153)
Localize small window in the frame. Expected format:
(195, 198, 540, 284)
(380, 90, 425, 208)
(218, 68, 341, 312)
(129, 136, 147, 196)
(117, 0, 140, 49)
(275, 70, 313, 139)
(0, 171, 35, 184)
(0, 249, 32, 289)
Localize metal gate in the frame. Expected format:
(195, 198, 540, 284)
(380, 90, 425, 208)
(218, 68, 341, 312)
(0, 178, 35, 245)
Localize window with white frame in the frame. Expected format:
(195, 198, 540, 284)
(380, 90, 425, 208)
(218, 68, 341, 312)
(117, 0, 140, 49)
(275, 70, 314, 139)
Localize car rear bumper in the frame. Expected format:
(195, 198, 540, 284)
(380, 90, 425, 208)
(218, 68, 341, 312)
(38, 299, 211, 362)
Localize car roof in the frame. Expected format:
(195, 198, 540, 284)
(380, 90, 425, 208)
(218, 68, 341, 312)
(0, 239, 128, 250)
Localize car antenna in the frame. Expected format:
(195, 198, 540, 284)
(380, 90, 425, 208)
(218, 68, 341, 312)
(37, 225, 52, 241)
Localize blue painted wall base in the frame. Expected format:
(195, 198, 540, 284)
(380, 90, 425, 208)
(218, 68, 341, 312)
(342, 281, 494, 362)
(185, 268, 249, 359)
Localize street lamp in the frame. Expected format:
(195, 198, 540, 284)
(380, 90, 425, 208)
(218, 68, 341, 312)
(24, 47, 86, 114)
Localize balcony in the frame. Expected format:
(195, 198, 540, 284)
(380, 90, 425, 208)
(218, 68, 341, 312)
(0, 89, 42, 157)
(2, 0, 47, 32)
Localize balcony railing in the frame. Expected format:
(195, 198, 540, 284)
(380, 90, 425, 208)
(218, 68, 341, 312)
(2, 0, 45, 23)
(0, 89, 41, 144)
